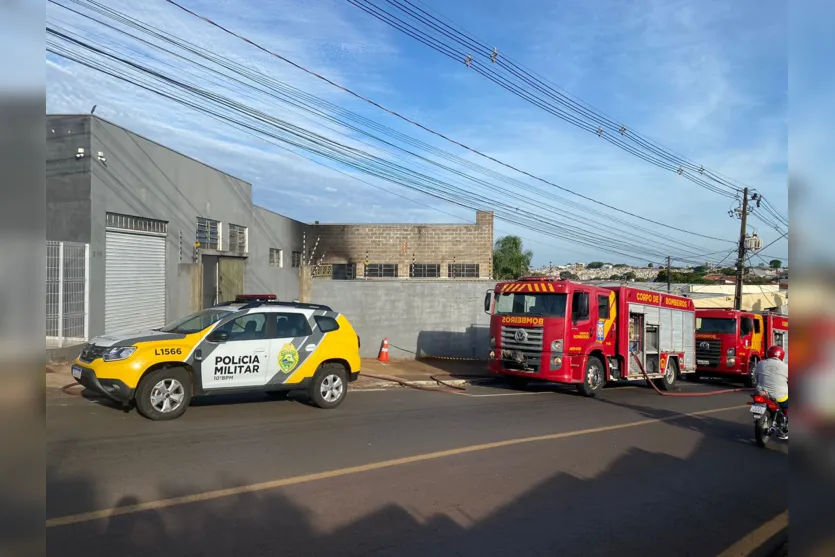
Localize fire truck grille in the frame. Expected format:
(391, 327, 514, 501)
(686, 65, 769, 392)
(696, 341, 722, 367)
(500, 326, 544, 372)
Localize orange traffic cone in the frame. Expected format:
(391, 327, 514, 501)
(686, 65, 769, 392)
(377, 338, 390, 363)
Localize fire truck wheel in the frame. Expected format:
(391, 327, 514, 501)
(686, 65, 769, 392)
(745, 358, 759, 388)
(577, 356, 605, 397)
(655, 359, 678, 391)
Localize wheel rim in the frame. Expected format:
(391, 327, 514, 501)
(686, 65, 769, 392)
(665, 363, 675, 384)
(750, 361, 758, 383)
(150, 378, 185, 413)
(587, 362, 603, 390)
(320, 374, 344, 402)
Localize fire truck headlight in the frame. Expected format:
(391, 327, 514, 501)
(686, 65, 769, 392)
(727, 347, 736, 357)
(489, 350, 496, 359)
(552, 356, 562, 368)
(551, 340, 563, 352)
(490, 336, 496, 347)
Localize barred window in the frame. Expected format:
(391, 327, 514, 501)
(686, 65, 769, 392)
(410, 263, 440, 278)
(196, 217, 220, 250)
(332, 263, 356, 280)
(292, 251, 303, 268)
(448, 263, 479, 278)
(107, 212, 167, 234)
(269, 248, 283, 268)
(228, 223, 247, 255)
(365, 263, 398, 278)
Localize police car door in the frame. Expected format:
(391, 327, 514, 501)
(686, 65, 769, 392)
(201, 312, 271, 390)
(264, 311, 317, 386)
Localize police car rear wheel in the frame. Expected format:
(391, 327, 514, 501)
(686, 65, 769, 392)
(309, 364, 347, 409)
(136, 367, 192, 421)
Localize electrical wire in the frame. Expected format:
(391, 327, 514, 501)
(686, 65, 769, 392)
(347, 0, 744, 198)
(46, 33, 726, 265)
(96, 0, 743, 244)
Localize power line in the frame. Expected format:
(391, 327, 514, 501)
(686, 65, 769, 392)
(117, 0, 741, 244)
(46, 33, 725, 265)
(48, 0, 730, 260)
(346, 0, 746, 198)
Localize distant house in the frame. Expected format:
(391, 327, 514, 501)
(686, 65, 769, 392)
(703, 274, 734, 284)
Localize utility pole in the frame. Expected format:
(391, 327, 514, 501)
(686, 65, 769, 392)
(733, 187, 749, 310)
(666, 256, 671, 292)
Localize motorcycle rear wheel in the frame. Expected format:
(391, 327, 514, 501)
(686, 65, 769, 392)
(755, 414, 771, 448)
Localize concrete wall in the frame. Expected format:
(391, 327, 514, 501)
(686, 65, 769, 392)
(310, 279, 496, 359)
(46, 116, 91, 243)
(311, 211, 494, 279)
(248, 206, 312, 301)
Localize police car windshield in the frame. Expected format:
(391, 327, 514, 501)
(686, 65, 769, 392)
(495, 292, 567, 316)
(696, 317, 736, 334)
(160, 309, 230, 334)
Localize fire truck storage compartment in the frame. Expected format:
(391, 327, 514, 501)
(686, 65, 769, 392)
(627, 302, 695, 376)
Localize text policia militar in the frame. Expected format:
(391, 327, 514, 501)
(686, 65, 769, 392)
(214, 354, 261, 380)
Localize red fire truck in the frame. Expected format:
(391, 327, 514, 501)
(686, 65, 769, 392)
(695, 309, 789, 386)
(484, 277, 697, 396)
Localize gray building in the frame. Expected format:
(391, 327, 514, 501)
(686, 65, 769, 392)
(47, 114, 310, 338)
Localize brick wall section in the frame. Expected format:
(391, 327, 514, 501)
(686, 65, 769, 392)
(310, 210, 494, 278)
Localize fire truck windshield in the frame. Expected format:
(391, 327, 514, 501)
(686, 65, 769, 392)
(696, 317, 736, 334)
(494, 292, 567, 317)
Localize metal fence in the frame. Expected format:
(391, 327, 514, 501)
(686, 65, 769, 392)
(46, 241, 89, 348)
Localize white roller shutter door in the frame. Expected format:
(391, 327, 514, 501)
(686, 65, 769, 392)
(105, 230, 166, 333)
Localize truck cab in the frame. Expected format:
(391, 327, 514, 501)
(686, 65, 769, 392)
(695, 309, 765, 386)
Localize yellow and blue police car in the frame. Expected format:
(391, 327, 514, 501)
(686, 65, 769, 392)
(71, 295, 361, 420)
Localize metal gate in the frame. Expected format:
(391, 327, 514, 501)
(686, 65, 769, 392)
(105, 229, 166, 333)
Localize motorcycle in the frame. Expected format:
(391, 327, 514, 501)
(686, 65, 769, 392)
(749, 391, 788, 447)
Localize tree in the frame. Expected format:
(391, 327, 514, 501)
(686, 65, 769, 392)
(608, 274, 621, 280)
(621, 271, 637, 281)
(648, 263, 654, 268)
(587, 261, 604, 269)
(492, 235, 533, 280)
(560, 271, 578, 281)
(769, 259, 782, 270)
(692, 265, 709, 274)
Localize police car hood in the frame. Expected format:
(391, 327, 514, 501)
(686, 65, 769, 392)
(90, 328, 187, 348)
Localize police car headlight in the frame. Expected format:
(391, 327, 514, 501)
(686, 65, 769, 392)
(103, 346, 136, 361)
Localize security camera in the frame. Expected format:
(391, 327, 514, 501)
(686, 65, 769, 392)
(97, 151, 107, 163)
(75, 147, 85, 159)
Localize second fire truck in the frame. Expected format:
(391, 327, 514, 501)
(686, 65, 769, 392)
(695, 309, 789, 386)
(485, 277, 697, 396)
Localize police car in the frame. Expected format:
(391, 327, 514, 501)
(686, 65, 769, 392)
(71, 295, 361, 420)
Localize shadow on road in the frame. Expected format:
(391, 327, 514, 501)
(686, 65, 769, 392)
(48, 431, 787, 557)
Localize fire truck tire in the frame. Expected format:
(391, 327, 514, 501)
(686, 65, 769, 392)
(577, 356, 605, 397)
(745, 358, 759, 388)
(655, 359, 678, 391)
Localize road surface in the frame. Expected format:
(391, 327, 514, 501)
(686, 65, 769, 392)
(46, 380, 787, 556)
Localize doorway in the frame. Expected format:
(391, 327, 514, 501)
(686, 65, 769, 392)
(202, 255, 219, 309)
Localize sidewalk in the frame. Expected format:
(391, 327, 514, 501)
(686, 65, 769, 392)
(44, 358, 499, 394)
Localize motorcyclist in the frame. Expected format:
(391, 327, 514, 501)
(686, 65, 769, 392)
(755, 345, 789, 439)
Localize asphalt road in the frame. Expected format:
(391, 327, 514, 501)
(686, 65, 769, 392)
(46, 380, 787, 557)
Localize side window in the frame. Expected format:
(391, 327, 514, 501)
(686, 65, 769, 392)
(754, 319, 762, 334)
(740, 318, 754, 336)
(273, 313, 313, 338)
(314, 316, 340, 333)
(597, 295, 610, 320)
(572, 291, 590, 323)
(217, 313, 267, 341)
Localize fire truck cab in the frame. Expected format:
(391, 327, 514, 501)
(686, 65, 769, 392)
(485, 277, 696, 397)
(695, 309, 788, 386)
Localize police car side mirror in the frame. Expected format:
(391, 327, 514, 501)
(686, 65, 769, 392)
(208, 330, 230, 343)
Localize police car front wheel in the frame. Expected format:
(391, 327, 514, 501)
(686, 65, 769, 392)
(135, 367, 193, 421)
(309, 364, 348, 409)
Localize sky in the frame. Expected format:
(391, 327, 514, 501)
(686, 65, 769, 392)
(45, 0, 788, 268)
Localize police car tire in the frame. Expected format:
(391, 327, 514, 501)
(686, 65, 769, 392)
(308, 364, 348, 409)
(135, 367, 192, 421)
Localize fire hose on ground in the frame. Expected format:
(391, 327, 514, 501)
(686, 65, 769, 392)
(631, 352, 755, 397)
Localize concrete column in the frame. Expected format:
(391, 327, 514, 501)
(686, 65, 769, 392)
(299, 265, 312, 302)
